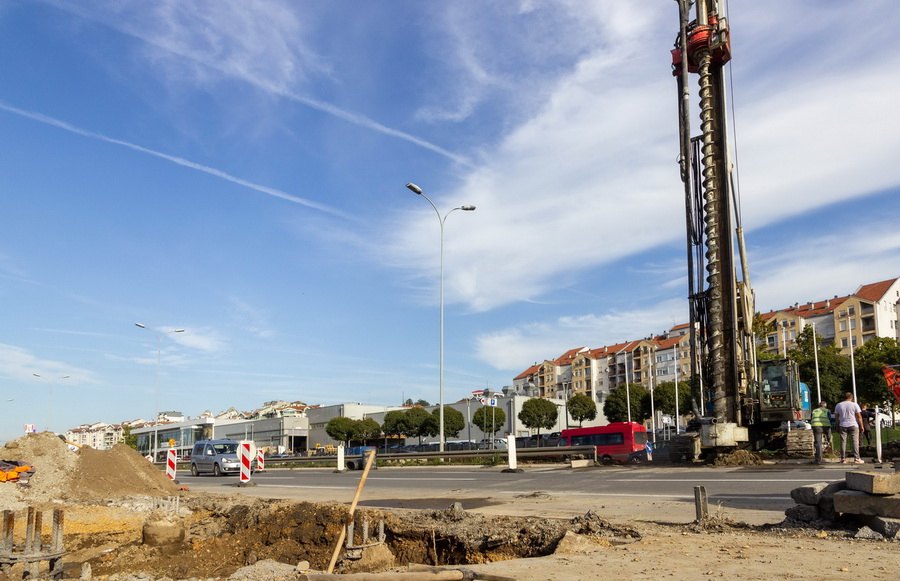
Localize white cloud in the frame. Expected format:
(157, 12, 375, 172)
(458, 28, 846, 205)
(0, 344, 95, 384)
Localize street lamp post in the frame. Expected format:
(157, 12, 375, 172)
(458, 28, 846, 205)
(613, 342, 634, 423)
(32, 373, 69, 432)
(406, 182, 475, 453)
(135, 323, 185, 460)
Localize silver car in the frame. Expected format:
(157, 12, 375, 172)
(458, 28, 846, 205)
(190, 439, 253, 476)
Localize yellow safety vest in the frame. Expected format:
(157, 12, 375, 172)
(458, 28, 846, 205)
(810, 407, 830, 427)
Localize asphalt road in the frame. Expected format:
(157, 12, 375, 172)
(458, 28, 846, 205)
(175, 462, 868, 526)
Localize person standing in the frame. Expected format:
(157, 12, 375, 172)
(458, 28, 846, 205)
(860, 404, 875, 447)
(809, 401, 832, 464)
(834, 392, 864, 464)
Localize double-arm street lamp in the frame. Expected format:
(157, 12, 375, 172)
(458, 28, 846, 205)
(32, 373, 69, 432)
(135, 323, 185, 459)
(406, 182, 475, 452)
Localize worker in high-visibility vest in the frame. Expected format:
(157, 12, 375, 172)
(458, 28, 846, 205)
(810, 401, 832, 465)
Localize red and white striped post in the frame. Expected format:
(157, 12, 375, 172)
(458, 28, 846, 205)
(239, 441, 253, 483)
(166, 448, 177, 480)
(256, 449, 265, 472)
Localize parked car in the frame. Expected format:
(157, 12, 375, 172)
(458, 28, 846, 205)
(873, 412, 893, 428)
(189, 439, 255, 476)
(477, 438, 508, 450)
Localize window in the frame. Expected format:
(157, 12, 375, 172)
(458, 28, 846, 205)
(839, 310, 846, 318)
(839, 321, 846, 331)
(850, 319, 856, 330)
(848, 305, 855, 315)
(841, 338, 848, 348)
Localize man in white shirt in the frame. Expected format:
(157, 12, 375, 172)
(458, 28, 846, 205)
(833, 392, 864, 464)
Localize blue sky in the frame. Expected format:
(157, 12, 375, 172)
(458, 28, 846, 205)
(2, 1, 899, 444)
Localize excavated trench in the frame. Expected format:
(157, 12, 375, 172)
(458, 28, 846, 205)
(61, 497, 641, 579)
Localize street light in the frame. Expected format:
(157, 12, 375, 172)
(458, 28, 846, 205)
(135, 323, 185, 460)
(32, 373, 69, 432)
(613, 342, 634, 423)
(406, 182, 475, 453)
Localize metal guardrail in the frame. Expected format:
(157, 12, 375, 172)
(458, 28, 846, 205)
(242, 445, 598, 466)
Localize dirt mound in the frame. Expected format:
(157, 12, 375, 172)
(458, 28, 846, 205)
(712, 449, 765, 466)
(1, 433, 179, 511)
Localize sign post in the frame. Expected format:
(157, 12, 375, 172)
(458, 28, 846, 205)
(239, 441, 253, 483)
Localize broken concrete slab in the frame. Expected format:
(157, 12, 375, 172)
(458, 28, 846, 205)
(790, 482, 829, 506)
(845, 471, 900, 495)
(833, 490, 900, 518)
(855, 514, 900, 539)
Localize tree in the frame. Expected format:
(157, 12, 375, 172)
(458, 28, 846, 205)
(566, 394, 597, 427)
(788, 326, 851, 406)
(472, 405, 506, 436)
(120, 425, 138, 450)
(431, 406, 464, 440)
(403, 407, 431, 444)
(603, 384, 648, 423)
(854, 337, 900, 408)
(382, 410, 407, 439)
(354, 418, 382, 443)
(325, 416, 357, 445)
(647, 381, 692, 418)
(518, 398, 558, 440)
(753, 312, 780, 361)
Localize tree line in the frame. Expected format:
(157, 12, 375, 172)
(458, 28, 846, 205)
(324, 394, 603, 446)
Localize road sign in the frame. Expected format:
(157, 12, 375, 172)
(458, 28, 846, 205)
(480, 397, 498, 407)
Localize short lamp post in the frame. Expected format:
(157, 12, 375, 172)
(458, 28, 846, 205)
(135, 323, 185, 459)
(32, 373, 69, 433)
(406, 182, 475, 452)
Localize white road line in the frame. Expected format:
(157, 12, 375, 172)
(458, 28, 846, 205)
(608, 479, 823, 482)
(500, 491, 788, 500)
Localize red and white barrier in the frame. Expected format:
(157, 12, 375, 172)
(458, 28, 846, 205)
(239, 441, 253, 483)
(256, 449, 265, 472)
(166, 448, 177, 480)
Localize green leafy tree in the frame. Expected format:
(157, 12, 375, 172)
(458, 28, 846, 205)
(120, 425, 138, 450)
(429, 406, 464, 440)
(518, 397, 558, 440)
(788, 326, 851, 406)
(854, 337, 900, 409)
(753, 312, 781, 361)
(646, 381, 693, 418)
(354, 418, 382, 444)
(603, 383, 649, 423)
(403, 407, 432, 444)
(472, 405, 506, 436)
(566, 394, 597, 427)
(325, 416, 357, 445)
(382, 410, 407, 439)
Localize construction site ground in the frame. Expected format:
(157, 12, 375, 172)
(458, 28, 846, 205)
(1, 433, 897, 581)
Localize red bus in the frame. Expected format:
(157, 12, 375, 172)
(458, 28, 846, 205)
(558, 422, 651, 463)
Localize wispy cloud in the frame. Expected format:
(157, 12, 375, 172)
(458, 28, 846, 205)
(0, 102, 353, 219)
(0, 344, 95, 384)
(40, 0, 471, 167)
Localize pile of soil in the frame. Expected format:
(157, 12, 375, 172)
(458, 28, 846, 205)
(1, 432, 180, 511)
(712, 449, 765, 466)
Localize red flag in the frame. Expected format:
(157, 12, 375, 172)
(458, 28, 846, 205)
(883, 365, 900, 405)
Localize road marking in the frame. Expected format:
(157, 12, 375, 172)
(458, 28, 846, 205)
(501, 490, 788, 500)
(608, 478, 824, 482)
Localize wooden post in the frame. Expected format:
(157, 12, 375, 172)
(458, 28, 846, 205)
(326, 449, 376, 573)
(694, 485, 709, 521)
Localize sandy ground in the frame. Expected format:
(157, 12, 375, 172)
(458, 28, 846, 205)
(2, 433, 897, 580)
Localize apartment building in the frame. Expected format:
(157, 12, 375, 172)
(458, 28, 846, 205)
(512, 276, 899, 400)
(760, 277, 899, 355)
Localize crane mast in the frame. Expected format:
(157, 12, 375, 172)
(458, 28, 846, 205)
(672, 0, 756, 438)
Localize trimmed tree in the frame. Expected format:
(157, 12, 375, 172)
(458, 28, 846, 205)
(567, 394, 597, 427)
(472, 405, 506, 437)
(603, 384, 648, 423)
(518, 397, 558, 442)
(325, 416, 357, 445)
(431, 406, 464, 440)
(403, 407, 432, 444)
(354, 418, 382, 445)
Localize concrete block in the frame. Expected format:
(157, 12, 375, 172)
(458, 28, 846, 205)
(790, 482, 829, 505)
(784, 504, 819, 523)
(569, 459, 592, 469)
(833, 490, 900, 518)
(845, 471, 900, 495)
(856, 514, 900, 539)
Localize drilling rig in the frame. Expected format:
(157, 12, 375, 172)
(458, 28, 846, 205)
(671, 0, 807, 457)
